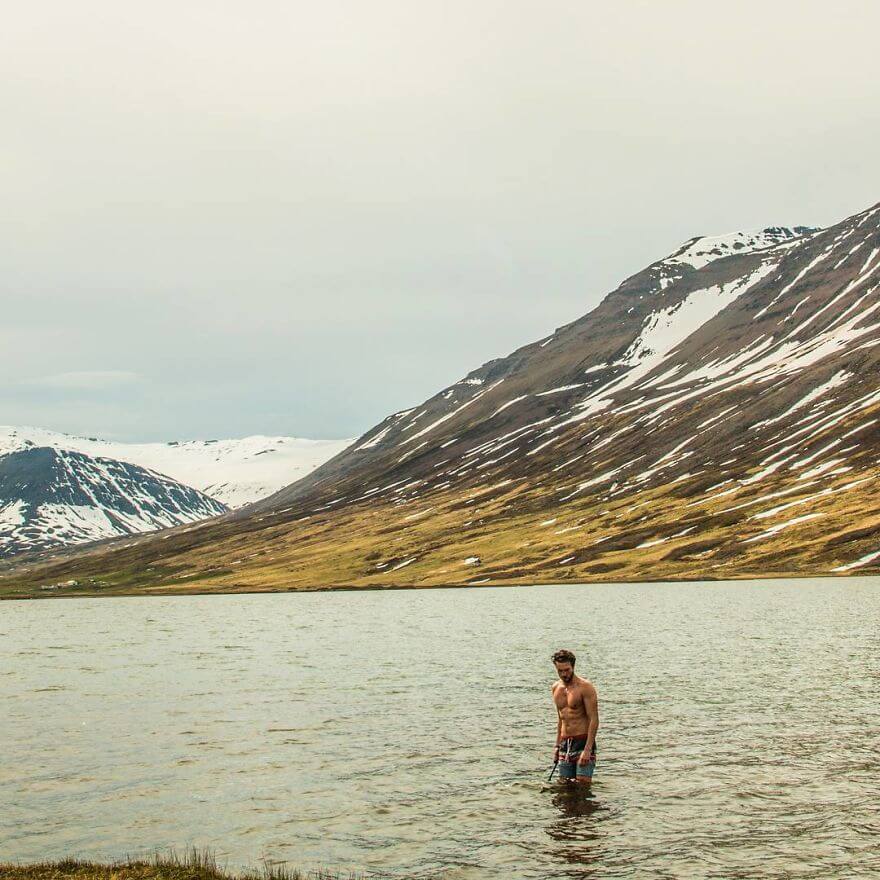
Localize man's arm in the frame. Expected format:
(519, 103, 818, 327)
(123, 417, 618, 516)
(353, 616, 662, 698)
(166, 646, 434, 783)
(551, 684, 562, 759)
(579, 684, 599, 761)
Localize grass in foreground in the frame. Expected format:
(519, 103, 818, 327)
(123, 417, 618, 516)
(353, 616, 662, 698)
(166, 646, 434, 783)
(0, 848, 367, 880)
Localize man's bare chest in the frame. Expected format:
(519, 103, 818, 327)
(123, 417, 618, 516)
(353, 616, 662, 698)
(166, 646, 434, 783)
(553, 685, 586, 713)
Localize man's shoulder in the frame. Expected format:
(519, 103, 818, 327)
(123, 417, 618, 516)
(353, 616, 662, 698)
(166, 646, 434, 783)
(550, 679, 562, 691)
(577, 676, 597, 695)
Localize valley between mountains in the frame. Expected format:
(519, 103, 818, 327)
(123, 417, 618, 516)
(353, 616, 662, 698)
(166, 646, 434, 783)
(4, 201, 880, 599)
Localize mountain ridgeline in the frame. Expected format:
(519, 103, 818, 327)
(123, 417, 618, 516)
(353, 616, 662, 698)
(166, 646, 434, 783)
(4, 201, 880, 596)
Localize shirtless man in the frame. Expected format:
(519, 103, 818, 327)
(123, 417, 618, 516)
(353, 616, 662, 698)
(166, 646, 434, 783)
(550, 648, 599, 784)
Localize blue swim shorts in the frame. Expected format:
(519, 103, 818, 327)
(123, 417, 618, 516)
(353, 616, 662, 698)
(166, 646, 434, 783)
(558, 736, 596, 780)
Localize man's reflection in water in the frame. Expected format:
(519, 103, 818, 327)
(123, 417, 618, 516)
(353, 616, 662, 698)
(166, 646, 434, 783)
(545, 784, 606, 874)
(549, 785, 602, 835)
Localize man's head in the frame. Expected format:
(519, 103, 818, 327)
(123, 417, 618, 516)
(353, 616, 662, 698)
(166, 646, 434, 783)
(552, 648, 576, 683)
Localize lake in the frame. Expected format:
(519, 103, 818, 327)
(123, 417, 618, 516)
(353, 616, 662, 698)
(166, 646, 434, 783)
(2, 579, 879, 878)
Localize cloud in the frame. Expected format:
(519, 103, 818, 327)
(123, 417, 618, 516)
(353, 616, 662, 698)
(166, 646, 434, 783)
(27, 371, 141, 391)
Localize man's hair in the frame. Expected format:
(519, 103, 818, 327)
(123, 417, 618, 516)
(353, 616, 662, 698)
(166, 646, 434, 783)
(552, 649, 576, 666)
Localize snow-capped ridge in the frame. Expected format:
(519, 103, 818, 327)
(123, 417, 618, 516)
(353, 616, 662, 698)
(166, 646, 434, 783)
(664, 225, 820, 271)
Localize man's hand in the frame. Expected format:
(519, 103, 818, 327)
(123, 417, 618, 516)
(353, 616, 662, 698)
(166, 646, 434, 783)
(577, 749, 594, 767)
(553, 746, 560, 762)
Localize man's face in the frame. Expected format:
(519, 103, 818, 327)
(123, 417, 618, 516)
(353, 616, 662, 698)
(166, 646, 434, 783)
(555, 661, 574, 683)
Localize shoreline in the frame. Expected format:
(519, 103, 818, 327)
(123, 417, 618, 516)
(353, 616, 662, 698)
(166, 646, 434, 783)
(0, 569, 860, 601)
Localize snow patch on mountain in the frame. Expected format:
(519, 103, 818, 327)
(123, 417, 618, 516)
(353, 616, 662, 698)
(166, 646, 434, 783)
(558, 261, 779, 427)
(0, 499, 26, 529)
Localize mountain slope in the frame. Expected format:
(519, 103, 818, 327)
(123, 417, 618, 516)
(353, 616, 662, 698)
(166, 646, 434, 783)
(4, 202, 880, 597)
(258, 223, 821, 512)
(0, 429, 353, 508)
(0, 447, 227, 558)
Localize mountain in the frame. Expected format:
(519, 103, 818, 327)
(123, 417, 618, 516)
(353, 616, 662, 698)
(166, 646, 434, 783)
(0, 447, 227, 559)
(258, 223, 824, 511)
(3, 201, 880, 597)
(0, 428, 353, 508)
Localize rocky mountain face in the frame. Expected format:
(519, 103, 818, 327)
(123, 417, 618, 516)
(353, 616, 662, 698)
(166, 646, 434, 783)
(4, 201, 880, 596)
(0, 447, 227, 558)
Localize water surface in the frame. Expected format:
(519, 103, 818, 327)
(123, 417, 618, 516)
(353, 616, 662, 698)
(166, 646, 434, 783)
(2, 579, 879, 878)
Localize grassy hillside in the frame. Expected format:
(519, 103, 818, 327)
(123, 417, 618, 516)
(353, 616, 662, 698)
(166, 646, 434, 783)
(3, 448, 878, 599)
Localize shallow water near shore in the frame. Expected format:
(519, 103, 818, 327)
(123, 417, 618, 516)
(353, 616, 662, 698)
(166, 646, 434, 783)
(2, 578, 879, 878)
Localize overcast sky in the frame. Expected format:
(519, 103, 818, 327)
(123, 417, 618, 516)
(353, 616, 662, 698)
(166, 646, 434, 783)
(2, 1, 879, 442)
